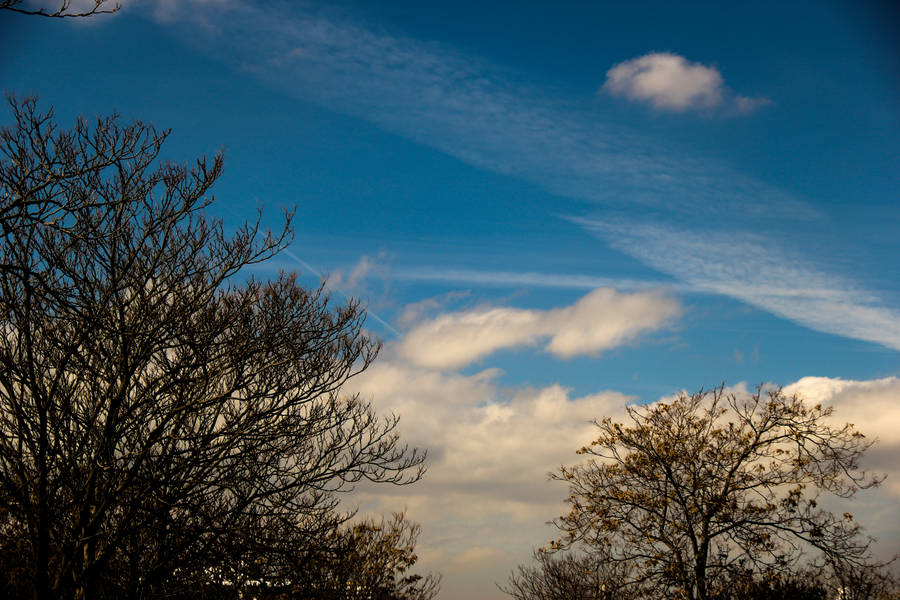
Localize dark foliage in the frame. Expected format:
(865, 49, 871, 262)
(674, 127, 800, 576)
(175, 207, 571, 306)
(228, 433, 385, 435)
(503, 549, 644, 600)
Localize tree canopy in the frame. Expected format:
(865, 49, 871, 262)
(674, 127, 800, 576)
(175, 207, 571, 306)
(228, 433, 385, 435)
(0, 97, 433, 600)
(543, 386, 890, 600)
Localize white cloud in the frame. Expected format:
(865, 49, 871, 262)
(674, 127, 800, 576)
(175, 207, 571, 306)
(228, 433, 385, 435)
(343, 292, 667, 597)
(576, 218, 900, 352)
(603, 52, 770, 114)
(396, 288, 681, 369)
(398, 307, 542, 369)
(783, 376, 900, 558)
(604, 53, 723, 111)
(137, 2, 900, 354)
(784, 376, 900, 461)
(347, 359, 634, 599)
(350, 358, 900, 597)
(354, 364, 630, 509)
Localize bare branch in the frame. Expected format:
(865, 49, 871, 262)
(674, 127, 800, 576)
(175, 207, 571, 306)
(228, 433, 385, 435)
(0, 0, 119, 18)
(0, 97, 429, 599)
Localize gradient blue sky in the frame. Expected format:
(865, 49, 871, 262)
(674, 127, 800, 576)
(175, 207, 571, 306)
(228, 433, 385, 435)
(3, 2, 899, 598)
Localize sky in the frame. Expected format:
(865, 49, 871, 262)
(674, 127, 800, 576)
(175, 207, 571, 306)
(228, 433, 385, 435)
(2, 1, 899, 598)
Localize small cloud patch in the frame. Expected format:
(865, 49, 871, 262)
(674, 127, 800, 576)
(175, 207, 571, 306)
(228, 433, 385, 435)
(603, 52, 770, 115)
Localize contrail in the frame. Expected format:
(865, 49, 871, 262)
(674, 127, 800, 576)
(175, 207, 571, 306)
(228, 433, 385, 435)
(220, 207, 402, 339)
(281, 248, 401, 338)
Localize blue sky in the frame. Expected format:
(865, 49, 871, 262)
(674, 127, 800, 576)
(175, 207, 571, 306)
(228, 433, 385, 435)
(3, 1, 899, 598)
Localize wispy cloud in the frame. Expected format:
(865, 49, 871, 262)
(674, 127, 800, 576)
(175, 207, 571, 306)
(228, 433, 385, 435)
(255, 261, 691, 294)
(603, 52, 771, 114)
(280, 249, 401, 336)
(576, 218, 900, 351)
(328, 254, 379, 294)
(144, 1, 899, 352)
(395, 290, 471, 328)
(148, 1, 809, 220)
(389, 265, 692, 293)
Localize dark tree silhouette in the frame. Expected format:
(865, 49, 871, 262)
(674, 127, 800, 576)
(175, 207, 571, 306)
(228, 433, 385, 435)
(291, 512, 441, 600)
(0, 97, 428, 600)
(503, 549, 644, 600)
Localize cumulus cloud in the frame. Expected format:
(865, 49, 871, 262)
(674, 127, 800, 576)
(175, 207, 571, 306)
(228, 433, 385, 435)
(345, 299, 900, 596)
(783, 376, 900, 558)
(396, 288, 681, 369)
(347, 360, 634, 597)
(784, 376, 900, 474)
(603, 52, 769, 114)
(604, 53, 723, 110)
(341, 291, 669, 596)
(353, 365, 630, 509)
(350, 358, 900, 596)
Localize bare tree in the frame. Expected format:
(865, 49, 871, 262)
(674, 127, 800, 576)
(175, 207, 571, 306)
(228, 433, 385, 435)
(0, 98, 153, 266)
(549, 386, 885, 600)
(830, 561, 900, 600)
(0, 0, 118, 18)
(503, 549, 644, 600)
(287, 511, 441, 600)
(112, 511, 441, 600)
(0, 97, 426, 600)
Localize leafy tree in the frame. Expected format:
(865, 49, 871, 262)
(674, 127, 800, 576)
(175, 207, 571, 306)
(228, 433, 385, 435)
(549, 385, 885, 600)
(0, 97, 428, 599)
(712, 565, 900, 600)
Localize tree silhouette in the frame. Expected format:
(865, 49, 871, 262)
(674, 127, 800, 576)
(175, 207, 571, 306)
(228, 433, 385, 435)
(0, 97, 428, 599)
